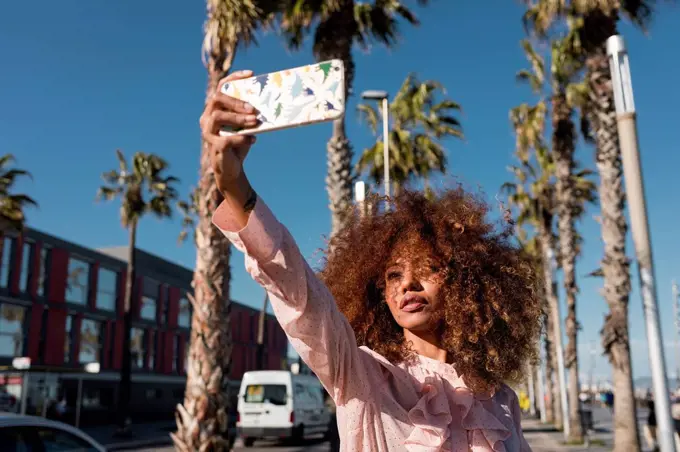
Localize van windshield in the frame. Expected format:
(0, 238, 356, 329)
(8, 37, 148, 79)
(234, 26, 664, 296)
(244, 384, 287, 405)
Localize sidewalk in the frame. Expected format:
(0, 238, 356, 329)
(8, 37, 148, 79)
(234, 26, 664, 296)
(82, 420, 175, 450)
(522, 417, 612, 451)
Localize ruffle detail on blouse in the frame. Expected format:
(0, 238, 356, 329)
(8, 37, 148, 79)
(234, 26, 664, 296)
(405, 374, 511, 452)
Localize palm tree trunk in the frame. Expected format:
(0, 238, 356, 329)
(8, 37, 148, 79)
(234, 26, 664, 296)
(256, 292, 269, 370)
(586, 35, 640, 452)
(544, 317, 555, 424)
(116, 222, 136, 434)
(173, 50, 235, 452)
(552, 93, 584, 441)
(538, 220, 564, 430)
(318, 2, 356, 238)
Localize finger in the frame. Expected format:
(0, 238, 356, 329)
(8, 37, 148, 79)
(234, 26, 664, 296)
(206, 110, 259, 134)
(222, 69, 253, 83)
(211, 92, 257, 115)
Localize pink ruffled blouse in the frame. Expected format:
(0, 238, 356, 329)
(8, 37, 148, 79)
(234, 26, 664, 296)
(213, 196, 532, 452)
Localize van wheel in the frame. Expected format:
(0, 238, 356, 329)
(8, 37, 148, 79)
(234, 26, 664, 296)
(292, 425, 304, 444)
(243, 437, 255, 447)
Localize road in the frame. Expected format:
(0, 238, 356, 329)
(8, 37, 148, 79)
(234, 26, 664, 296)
(136, 438, 329, 452)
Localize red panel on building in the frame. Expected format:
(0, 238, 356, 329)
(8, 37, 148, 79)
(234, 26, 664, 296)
(88, 262, 99, 310)
(48, 248, 69, 303)
(9, 235, 24, 295)
(45, 308, 67, 366)
(112, 320, 124, 370)
(26, 304, 44, 361)
(116, 271, 126, 314)
(167, 287, 179, 328)
(28, 241, 41, 298)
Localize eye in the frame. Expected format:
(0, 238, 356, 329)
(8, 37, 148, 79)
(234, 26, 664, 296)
(386, 270, 402, 281)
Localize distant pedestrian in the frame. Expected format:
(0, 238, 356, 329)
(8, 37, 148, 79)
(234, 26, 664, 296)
(205, 79, 540, 451)
(644, 398, 659, 452)
(604, 391, 614, 411)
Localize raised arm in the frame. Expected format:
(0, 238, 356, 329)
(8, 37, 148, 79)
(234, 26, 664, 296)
(201, 72, 377, 405)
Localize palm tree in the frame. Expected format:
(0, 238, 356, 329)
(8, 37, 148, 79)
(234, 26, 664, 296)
(0, 154, 37, 232)
(280, 0, 427, 236)
(503, 111, 564, 428)
(518, 28, 597, 439)
(355, 74, 463, 194)
(174, 2, 279, 449)
(97, 150, 179, 434)
(0, 154, 38, 262)
(522, 2, 659, 449)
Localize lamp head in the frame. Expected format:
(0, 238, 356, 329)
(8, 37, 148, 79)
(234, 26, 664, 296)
(361, 90, 388, 101)
(606, 35, 635, 115)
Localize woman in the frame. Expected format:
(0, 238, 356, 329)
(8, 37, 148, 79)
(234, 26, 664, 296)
(203, 71, 541, 451)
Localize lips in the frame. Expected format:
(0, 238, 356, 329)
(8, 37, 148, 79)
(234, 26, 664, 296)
(400, 293, 428, 312)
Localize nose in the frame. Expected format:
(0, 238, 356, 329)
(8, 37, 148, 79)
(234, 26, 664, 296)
(400, 269, 423, 294)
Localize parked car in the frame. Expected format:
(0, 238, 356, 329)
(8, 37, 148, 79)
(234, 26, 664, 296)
(0, 413, 106, 451)
(237, 370, 330, 447)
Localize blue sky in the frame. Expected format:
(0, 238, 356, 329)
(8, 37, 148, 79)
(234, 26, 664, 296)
(2, 1, 679, 381)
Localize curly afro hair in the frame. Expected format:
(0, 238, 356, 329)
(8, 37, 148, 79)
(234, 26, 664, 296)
(319, 187, 542, 394)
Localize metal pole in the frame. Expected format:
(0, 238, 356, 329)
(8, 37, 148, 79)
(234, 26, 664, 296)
(619, 111, 675, 451)
(20, 371, 29, 415)
(547, 247, 570, 439)
(382, 97, 390, 199)
(607, 34, 675, 452)
(75, 377, 83, 428)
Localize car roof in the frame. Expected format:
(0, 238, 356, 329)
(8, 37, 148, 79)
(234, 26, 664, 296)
(0, 413, 105, 449)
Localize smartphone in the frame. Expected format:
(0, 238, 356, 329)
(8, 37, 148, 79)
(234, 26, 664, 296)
(218, 59, 345, 136)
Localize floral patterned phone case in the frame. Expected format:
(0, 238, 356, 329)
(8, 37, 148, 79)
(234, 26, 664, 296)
(219, 59, 345, 136)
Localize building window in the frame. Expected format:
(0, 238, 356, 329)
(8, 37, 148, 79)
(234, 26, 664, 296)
(64, 315, 74, 364)
(0, 303, 26, 357)
(146, 330, 155, 370)
(0, 237, 14, 288)
(140, 278, 158, 321)
(130, 327, 145, 369)
(79, 319, 102, 364)
(178, 297, 191, 328)
(66, 257, 89, 305)
(96, 267, 117, 311)
(19, 241, 34, 293)
(37, 245, 50, 297)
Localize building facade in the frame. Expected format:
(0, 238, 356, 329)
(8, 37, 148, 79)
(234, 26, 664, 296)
(0, 227, 288, 425)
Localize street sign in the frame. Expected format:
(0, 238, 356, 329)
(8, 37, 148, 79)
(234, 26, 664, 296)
(12, 357, 31, 370)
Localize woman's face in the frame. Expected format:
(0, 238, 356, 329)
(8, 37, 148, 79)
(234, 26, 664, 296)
(383, 257, 444, 333)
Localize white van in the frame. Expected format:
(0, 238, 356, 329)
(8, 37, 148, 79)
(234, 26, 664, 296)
(237, 370, 330, 447)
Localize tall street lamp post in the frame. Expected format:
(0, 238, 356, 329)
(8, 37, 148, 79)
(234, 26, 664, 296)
(607, 34, 676, 452)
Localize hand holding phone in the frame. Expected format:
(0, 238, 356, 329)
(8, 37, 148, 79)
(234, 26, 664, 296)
(218, 60, 345, 136)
